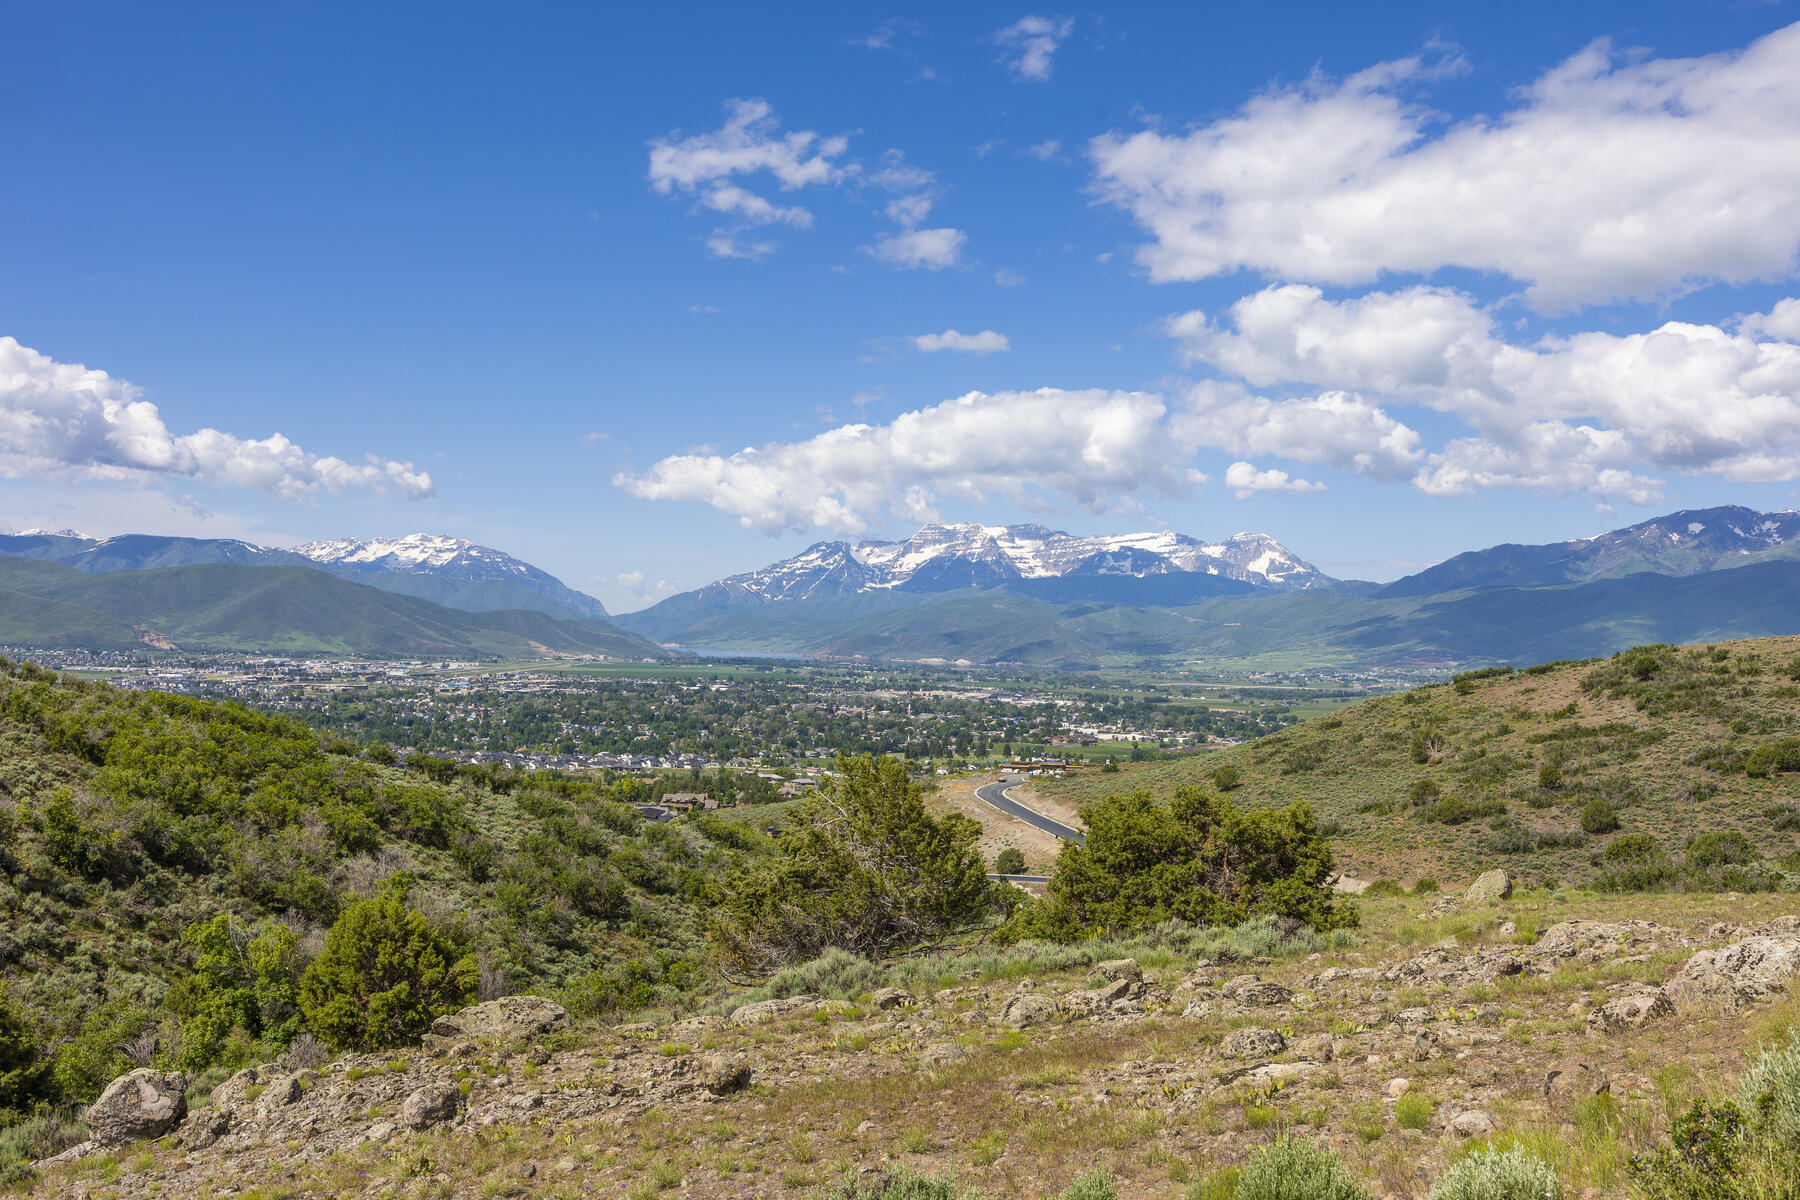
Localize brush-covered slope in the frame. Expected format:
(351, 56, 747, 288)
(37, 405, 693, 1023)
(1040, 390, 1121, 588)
(0, 557, 666, 659)
(1039, 636, 1800, 883)
(0, 660, 767, 1106)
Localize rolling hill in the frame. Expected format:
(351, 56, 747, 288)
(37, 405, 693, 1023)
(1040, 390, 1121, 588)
(1037, 635, 1800, 884)
(0, 557, 666, 659)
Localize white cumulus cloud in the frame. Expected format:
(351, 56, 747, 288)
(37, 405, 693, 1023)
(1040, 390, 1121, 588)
(867, 227, 966, 271)
(1092, 23, 1800, 310)
(995, 15, 1074, 82)
(614, 388, 1198, 535)
(0, 337, 432, 501)
(1223, 462, 1325, 499)
(649, 99, 850, 256)
(1172, 284, 1800, 500)
(910, 329, 1010, 355)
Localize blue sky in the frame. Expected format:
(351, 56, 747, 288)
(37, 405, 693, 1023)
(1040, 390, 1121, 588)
(5, 2, 1800, 611)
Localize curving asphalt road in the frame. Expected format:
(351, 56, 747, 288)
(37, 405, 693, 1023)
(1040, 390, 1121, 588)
(974, 777, 1086, 845)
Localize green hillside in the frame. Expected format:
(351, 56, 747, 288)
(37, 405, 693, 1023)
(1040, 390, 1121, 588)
(1039, 635, 1800, 884)
(0, 659, 768, 1113)
(0, 557, 667, 659)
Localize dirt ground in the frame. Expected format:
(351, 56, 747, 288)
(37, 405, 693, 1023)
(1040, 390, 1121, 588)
(928, 774, 1082, 873)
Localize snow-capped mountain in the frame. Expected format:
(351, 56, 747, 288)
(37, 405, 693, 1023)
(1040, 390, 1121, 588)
(713, 523, 1329, 603)
(292, 534, 608, 618)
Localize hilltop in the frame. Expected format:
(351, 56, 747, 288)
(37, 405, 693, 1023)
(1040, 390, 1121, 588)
(1035, 635, 1800, 885)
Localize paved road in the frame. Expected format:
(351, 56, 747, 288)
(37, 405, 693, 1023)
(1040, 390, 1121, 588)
(974, 777, 1086, 845)
(985, 873, 1051, 884)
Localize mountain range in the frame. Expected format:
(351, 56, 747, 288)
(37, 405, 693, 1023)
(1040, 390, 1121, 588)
(0, 531, 607, 621)
(609, 506, 1800, 669)
(4, 505, 1799, 668)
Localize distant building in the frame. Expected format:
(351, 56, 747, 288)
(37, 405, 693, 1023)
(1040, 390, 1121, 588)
(659, 792, 716, 813)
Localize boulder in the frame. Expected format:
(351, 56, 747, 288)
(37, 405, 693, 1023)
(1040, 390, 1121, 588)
(1221, 975, 1294, 1006)
(1464, 870, 1512, 905)
(1664, 936, 1800, 1013)
(1088, 958, 1143, 986)
(1391, 1007, 1433, 1025)
(699, 1054, 752, 1095)
(730, 995, 819, 1025)
(919, 1043, 967, 1069)
(86, 1069, 188, 1146)
(1586, 991, 1674, 1034)
(1543, 1058, 1610, 1101)
(430, 995, 569, 1042)
(1222, 1027, 1286, 1060)
(871, 987, 914, 1011)
(400, 1081, 464, 1130)
(1450, 1109, 1495, 1138)
(1384, 1078, 1410, 1098)
(1001, 993, 1060, 1029)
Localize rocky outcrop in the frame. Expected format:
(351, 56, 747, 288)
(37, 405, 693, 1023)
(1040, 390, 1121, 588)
(729, 995, 819, 1025)
(87, 1068, 188, 1146)
(871, 987, 913, 1011)
(1088, 959, 1143, 986)
(1533, 920, 1672, 962)
(1665, 936, 1800, 1012)
(430, 996, 569, 1042)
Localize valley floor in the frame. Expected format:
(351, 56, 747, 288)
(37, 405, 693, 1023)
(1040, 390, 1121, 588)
(32, 887, 1800, 1200)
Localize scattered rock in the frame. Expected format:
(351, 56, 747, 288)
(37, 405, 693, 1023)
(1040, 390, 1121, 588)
(1544, 1058, 1611, 1101)
(1290, 1034, 1335, 1063)
(401, 1081, 465, 1130)
(1587, 991, 1674, 1034)
(1450, 1109, 1495, 1138)
(86, 1068, 188, 1146)
(871, 987, 913, 1011)
(1384, 1078, 1410, 1099)
(1222, 1027, 1285, 1060)
(699, 1055, 752, 1095)
(1001, 993, 1060, 1028)
(1665, 936, 1800, 1012)
(730, 995, 820, 1024)
(1181, 1000, 1214, 1020)
(1465, 870, 1512, 905)
(431, 996, 570, 1042)
(1391, 1007, 1433, 1025)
